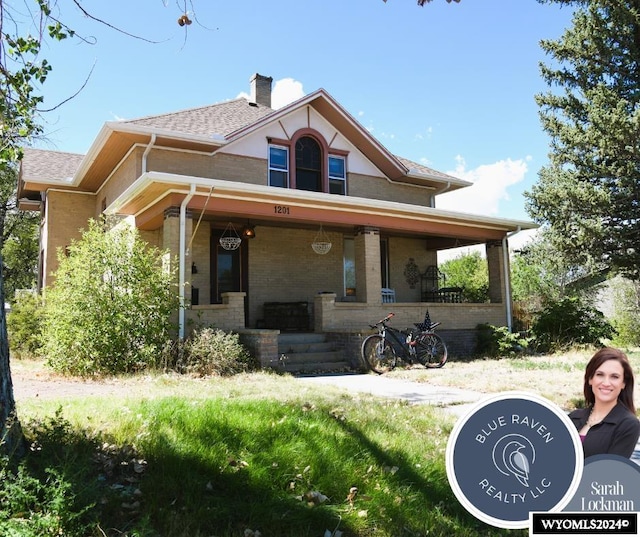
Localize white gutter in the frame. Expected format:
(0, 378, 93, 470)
(179, 184, 196, 339)
(430, 181, 451, 207)
(142, 133, 157, 173)
(502, 226, 522, 331)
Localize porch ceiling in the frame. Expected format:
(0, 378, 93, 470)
(107, 172, 536, 243)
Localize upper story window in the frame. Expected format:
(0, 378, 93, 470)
(328, 155, 346, 195)
(268, 130, 348, 195)
(269, 145, 289, 188)
(295, 136, 322, 192)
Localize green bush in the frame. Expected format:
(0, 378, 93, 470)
(476, 323, 531, 357)
(42, 219, 180, 376)
(609, 277, 640, 346)
(7, 292, 44, 358)
(174, 327, 256, 376)
(531, 297, 615, 352)
(0, 411, 93, 537)
(0, 460, 90, 537)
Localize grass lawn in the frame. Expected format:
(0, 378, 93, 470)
(6, 347, 639, 537)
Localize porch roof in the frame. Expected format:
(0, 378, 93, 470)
(107, 171, 536, 247)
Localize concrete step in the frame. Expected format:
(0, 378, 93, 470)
(285, 360, 353, 374)
(282, 350, 346, 365)
(277, 332, 353, 373)
(278, 341, 336, 354)
(277, 332, 327, 345)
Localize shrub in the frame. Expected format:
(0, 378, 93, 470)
(6, 292, 44, 358)
(0, 411, 93, 536)
(609, 277, 640, 346)
(475, 323, 531, 357)
(177, 327, 256, 376)
(0, 460, 90, 537)
(531, 296, 615, 352)
(42, 219, 180, 376)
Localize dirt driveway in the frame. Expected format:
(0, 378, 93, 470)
(10, 361, 145, 400)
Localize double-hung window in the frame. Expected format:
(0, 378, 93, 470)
(269, 145, 289, 188)
(328, 155, 346, 195)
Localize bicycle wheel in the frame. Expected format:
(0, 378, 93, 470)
(415, 332, 447, 368)
(361, 334, 397, 374)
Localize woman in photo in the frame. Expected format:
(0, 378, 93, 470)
(569, 347, 640, 458)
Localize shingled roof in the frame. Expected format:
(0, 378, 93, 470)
(394, 155, 464, 183)
(20, 148, 84, 183)
(123, 98, 275, 138)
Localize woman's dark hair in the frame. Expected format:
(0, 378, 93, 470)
(584, 347, 636, 413)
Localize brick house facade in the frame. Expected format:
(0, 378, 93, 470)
(18, 74, 534, 367)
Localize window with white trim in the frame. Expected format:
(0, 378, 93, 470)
(269, 145, 289, 188)
(328, 155, 346, 195)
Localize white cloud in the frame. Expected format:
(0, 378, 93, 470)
(236, 77, 305, 109)
(271, 78, 305, 109)
(437, 156, 529, 217)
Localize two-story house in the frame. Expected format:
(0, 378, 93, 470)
(18, 73, 534, 370)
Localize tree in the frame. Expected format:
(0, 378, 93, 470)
(0, 167, 39, 301)
(439, 250, 488, 303)
(0, 0, 188, 457)
(526, 1, 640, 279)
(43, 219, 179, 376)
(0, 0, 67, 456)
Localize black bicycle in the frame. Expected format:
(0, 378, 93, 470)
(361, 311, 448, 374)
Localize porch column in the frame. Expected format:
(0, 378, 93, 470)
(355, 226, 381, 304)
(163, 207, 193, 329)
(486, 239, 506, 303)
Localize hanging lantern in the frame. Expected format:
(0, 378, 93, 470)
(219, 222, 241, 251)
(311, 224, 332, 255)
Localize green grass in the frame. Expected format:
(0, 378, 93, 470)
(7, 372, 527, 537)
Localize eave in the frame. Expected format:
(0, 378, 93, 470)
(108, 171, 536, 245)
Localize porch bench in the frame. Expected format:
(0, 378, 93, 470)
(262, 301, 310, 331)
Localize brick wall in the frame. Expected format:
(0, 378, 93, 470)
(348, 173, 432, 206)
(43, 190, 96, 287)
(388, 237, 436, 302)
(248, 226, 344, 328)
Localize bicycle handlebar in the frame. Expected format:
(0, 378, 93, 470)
(369, 312, 395, 329)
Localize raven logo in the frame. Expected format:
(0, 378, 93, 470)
(492, 434, 535, 487)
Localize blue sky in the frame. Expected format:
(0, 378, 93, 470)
(30, 0, 574, 246)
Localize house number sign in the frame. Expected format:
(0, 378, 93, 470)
(274, 205, 290, 215)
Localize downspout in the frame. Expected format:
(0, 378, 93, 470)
(429, 181, 450, 207)
(142, 134, 157, 173)
(179, 184, 196, 339)
(502, 226, 521, 331)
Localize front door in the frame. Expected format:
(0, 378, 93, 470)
(210, 229, 249, 317)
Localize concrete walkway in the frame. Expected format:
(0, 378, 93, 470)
(297, 372, 640, 464)
(297, 372, 484, 417)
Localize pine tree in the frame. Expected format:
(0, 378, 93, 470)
(527, 1, 640, 278)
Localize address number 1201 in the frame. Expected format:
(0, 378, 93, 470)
(274, 205, 290, 215)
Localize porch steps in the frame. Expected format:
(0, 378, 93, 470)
(277, 333, 351, 374)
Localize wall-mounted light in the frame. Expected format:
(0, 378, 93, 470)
(242, 224, 256, 239)
(191, 262, 198, 274)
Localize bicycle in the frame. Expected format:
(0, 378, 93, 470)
(361, 311, 448, 374)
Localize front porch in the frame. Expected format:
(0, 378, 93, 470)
(188, 291, 506, 370)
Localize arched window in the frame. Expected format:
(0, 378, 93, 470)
(268, 129, 348, 194)
(295, 136, 322, 192)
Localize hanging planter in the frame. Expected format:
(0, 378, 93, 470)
(311, 225, 332, 255)
(219, 222, 242, 251)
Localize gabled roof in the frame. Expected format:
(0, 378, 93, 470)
(19, 88, 470, 195)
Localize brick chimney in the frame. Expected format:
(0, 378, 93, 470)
(250, 73, 273, 108)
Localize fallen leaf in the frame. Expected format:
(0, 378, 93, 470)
(346, 486, 358, 506)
